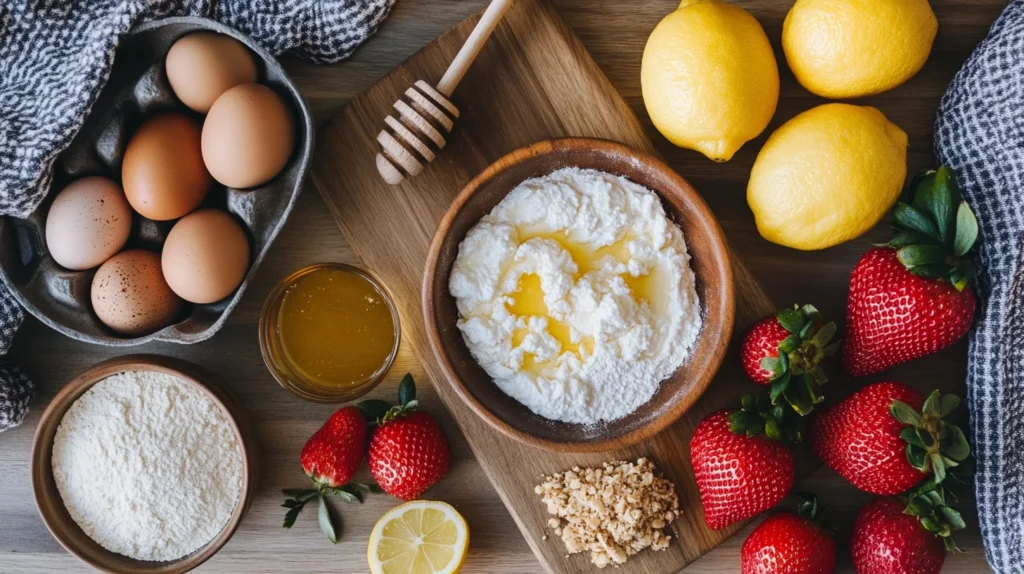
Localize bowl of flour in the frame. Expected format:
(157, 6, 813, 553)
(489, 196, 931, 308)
(31, 355, 256, 573)
(424, 138, 735, 452)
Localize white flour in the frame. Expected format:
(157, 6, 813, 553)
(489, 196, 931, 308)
(52, 371, 243, 562)
(450, 168, 702, 424)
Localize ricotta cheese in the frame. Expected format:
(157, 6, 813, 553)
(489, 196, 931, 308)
(449, 168, 701, 424)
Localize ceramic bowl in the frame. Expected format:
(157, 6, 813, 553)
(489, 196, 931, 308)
(31, 355, 258, 573)
(0, 17, 314, 346)
(423, 138, 734, 452)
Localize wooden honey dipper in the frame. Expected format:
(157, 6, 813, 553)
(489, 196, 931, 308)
(376, 0, 514, 185)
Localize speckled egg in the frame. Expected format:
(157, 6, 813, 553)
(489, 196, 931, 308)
(161, 209, 251, 304)
(45, 176, 132, 271)
(166, 32, 258, 113)
(91, 250, 182, 336)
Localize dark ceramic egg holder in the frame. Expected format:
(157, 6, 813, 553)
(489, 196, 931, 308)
(0, 17, 313, 346)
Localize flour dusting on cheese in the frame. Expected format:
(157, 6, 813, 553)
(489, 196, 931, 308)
(449, 168, 701, 424)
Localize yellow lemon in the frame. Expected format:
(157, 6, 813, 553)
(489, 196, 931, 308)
(747, 103, 908, 250)
(641, 0, 779, 161)
(368, 500, 469, 574)
(783, 0, 937, 98)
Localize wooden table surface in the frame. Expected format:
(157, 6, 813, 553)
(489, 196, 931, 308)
(0, 0, 1006, 572)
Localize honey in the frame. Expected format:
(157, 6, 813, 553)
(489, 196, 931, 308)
(517, 229, 632, 276)
(506, 230, 666, 372)
(260, 264, 399, 402)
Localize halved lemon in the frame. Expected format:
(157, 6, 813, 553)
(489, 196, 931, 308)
(368, 500, 469, 574)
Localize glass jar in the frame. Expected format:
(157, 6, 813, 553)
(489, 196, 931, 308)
(259, 263, 400, 403)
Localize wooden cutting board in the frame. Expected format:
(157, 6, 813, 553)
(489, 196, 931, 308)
(310, 0, 794, 571)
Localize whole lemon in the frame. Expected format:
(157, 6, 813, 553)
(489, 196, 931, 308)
(641, 0, 779, 162)
(783, 0, 937, 99)
(747, 103, 908, 250)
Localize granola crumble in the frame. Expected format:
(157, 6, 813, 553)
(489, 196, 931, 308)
(534, 458, 680, 568)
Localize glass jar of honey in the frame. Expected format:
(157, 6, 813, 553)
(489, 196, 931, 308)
(259, 263, 400, 402)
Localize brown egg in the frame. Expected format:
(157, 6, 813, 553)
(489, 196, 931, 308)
(161, 209, 250, 304)
(45, 176, 132, 270)
(166, 32, 258, 113)
(122, 113, 211, 221)
(201, 83, 294, 189)
(91, 250, 182, 336)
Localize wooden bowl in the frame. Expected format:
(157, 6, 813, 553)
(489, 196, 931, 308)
(423, 138, 734, 452)
(31, 355, 258, 573)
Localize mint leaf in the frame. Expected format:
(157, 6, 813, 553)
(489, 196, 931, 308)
(283, 504, 303, 529)
(317, 494, 340, 543)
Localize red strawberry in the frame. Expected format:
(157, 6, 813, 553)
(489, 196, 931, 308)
(369, 411, 451, 500)
(301, 406, 367, 488)
(691, 410, 794, 530)
(283, 406, 374, 542)
(742, 315, 792, 385)
(740, 304, 838, 415)
(843, 167, 978, 377)
(809, 382, 971, 495)
(364, 374, 451, 501)
(741, 494, 835, 574)
(851, 495, 959, 574)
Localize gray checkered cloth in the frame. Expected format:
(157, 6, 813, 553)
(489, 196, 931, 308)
(0, 0, 394, 431)
(935, 0, 1024, 570)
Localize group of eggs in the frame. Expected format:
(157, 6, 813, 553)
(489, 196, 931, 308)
(43, 32, 296, 337)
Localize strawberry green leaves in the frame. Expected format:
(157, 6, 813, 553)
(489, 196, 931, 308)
(760, 305, 839, 416)
(903, 476, 970, 552)
(890, 390, 972, 486)
(885, 166, 979, 291)
(954, 203, 979, 258)
(282, 483, 380, 542)
(794, 492, 830, 529)
(358, 373, 420, 426)
(729, 391, 804, 444)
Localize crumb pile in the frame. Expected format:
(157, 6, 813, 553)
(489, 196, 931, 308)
(535, 457, 680, 568)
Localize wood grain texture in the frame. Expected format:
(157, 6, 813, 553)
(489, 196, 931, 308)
(0, 0, 1001, 572)
(310, 1, 803, 571)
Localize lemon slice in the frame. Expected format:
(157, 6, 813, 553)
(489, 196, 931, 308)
(368, 500, 469, 574)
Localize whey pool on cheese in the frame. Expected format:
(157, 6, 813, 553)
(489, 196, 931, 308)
(449, 168, 702, 424)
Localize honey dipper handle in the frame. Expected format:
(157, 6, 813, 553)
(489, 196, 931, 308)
(436, 0, 514, 96)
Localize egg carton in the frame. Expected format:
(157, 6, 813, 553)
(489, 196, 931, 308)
(0, 17, 313, 347)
